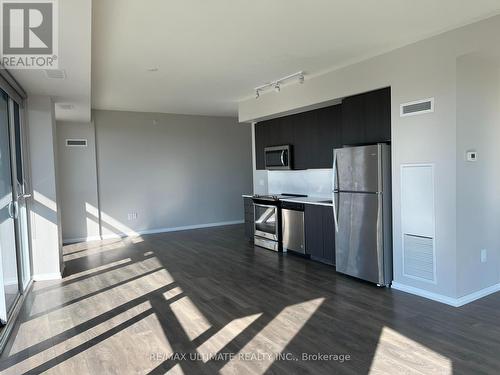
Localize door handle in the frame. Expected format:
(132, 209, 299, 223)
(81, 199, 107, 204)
(7, 201, 17, 219)
(332, 150, 338, 192)
(332, 193, 339, 233)
(332, 150, 339, 232)
(280, 150, 285, 166)
(17, 193, 31, 200)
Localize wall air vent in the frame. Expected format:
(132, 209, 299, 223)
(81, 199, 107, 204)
(66, 139, 87, 147)
(403, 234, 435, 282)
(400, 98, 434, 117)
(44, 69, 66, 79)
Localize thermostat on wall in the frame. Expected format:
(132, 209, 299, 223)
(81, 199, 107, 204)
(466, 151, 477, 162)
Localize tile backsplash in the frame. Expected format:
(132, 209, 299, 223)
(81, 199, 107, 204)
(267, 169, 333, 198)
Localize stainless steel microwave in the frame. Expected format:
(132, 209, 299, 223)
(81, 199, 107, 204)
(264, 145, 292, 170)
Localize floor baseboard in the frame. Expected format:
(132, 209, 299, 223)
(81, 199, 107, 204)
(63, 220, 245, 244)
(392, 282, 500, 307)
(33, 272, 63, 281)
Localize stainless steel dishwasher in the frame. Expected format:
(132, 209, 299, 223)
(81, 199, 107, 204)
(281, 201, 305, 254)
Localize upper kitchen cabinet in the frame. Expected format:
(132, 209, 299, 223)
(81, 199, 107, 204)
(342, 87, 391, 146)
(254, 86, 390, 170)
(255, 104, 342, 170)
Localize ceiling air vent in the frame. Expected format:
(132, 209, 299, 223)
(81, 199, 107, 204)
(66, 139, 87, 147)
(44, 69, 66, 79)
(400, 98, 434, 117)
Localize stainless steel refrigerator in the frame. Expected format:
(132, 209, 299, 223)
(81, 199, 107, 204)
(332, 144, 392, 286)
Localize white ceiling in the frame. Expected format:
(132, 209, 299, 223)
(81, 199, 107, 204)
(9, 0, 92, 122)
(12, 1, 500, 121)
(91, 0, 500, 118)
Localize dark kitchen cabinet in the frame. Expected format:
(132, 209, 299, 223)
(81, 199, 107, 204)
(254, 123, 267, 170)
(316, 105, 342, 168)
(243, 197, 254, 241)
(255, 104, 342, 170)
(254, 86, 390, 169)
(342, 87, 391, 146)
(305, 204, 335, 265)
(305, 204, 324, 259)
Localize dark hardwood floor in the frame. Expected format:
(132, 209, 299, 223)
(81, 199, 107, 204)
(1, 224, 500, 374)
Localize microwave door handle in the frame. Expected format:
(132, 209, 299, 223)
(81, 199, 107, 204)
(280, 150, 285, 166)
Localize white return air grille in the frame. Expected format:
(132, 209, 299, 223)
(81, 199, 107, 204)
(400, 98, 434, 117)
(66, 139, 87, 147)
(403, 234, 435, 282)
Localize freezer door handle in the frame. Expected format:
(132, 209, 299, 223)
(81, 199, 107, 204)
(332, 150, 339, 233)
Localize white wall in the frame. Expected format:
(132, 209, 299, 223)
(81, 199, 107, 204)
(27, 96, 63, 279)
(239, 15, 500, 301)
(56, 121, 100, 242)
(57, 110, 253, 241)
(456, 53, 500, 297)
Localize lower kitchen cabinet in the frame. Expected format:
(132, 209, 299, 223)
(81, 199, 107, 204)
(305, 204, 335, 265)
(243, 197, 254, 241)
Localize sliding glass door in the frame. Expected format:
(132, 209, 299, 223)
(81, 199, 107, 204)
(11, 101, 31, 291)
(0, 91, 19, 323)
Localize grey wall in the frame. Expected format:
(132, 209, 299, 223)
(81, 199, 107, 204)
(57, 110, 252, 241)
(456, 53, 500, 297)
(239, 15, 500, 300)
(57, 121, 100, 242)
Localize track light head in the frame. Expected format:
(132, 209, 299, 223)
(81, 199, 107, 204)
(255, 89, 260, 99)
(274, 83, 280, 92)
(299, 74, 304, 84)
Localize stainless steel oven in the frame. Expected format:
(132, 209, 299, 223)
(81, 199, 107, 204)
(253, 198, 281, 251)
(265, 145, 291, 170)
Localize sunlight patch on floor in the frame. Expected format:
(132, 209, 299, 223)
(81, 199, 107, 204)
(31, 257, 165, 312)
(220, 298, 324, 375)
(197, 313, 262, 362)
(9, 269, 174, 354)
(2, 301, 169, 375)
(163, 286, 183, 300)
(170, 296, 212, 341)
(60, 257, 133, 281)
(369, 326, 452, 375)
(167, 363, 185, 374)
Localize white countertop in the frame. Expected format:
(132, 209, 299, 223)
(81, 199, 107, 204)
(242, 194, 333, 207)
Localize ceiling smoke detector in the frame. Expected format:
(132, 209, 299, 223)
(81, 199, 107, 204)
(44, 69, 66, 79)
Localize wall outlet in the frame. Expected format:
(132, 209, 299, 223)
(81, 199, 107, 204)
(127, 212, 138, 221)
(481, 249, 487, 263)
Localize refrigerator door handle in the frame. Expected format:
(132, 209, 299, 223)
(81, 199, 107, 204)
(332, 192, 339, 233)
(332, 150, 337, 192)
(332, 150, 339, 233)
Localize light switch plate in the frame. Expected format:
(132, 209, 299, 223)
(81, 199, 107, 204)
(466, 151, 477, 162)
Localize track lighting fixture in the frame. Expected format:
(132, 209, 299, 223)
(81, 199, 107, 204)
(254, 71, 304, 99)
